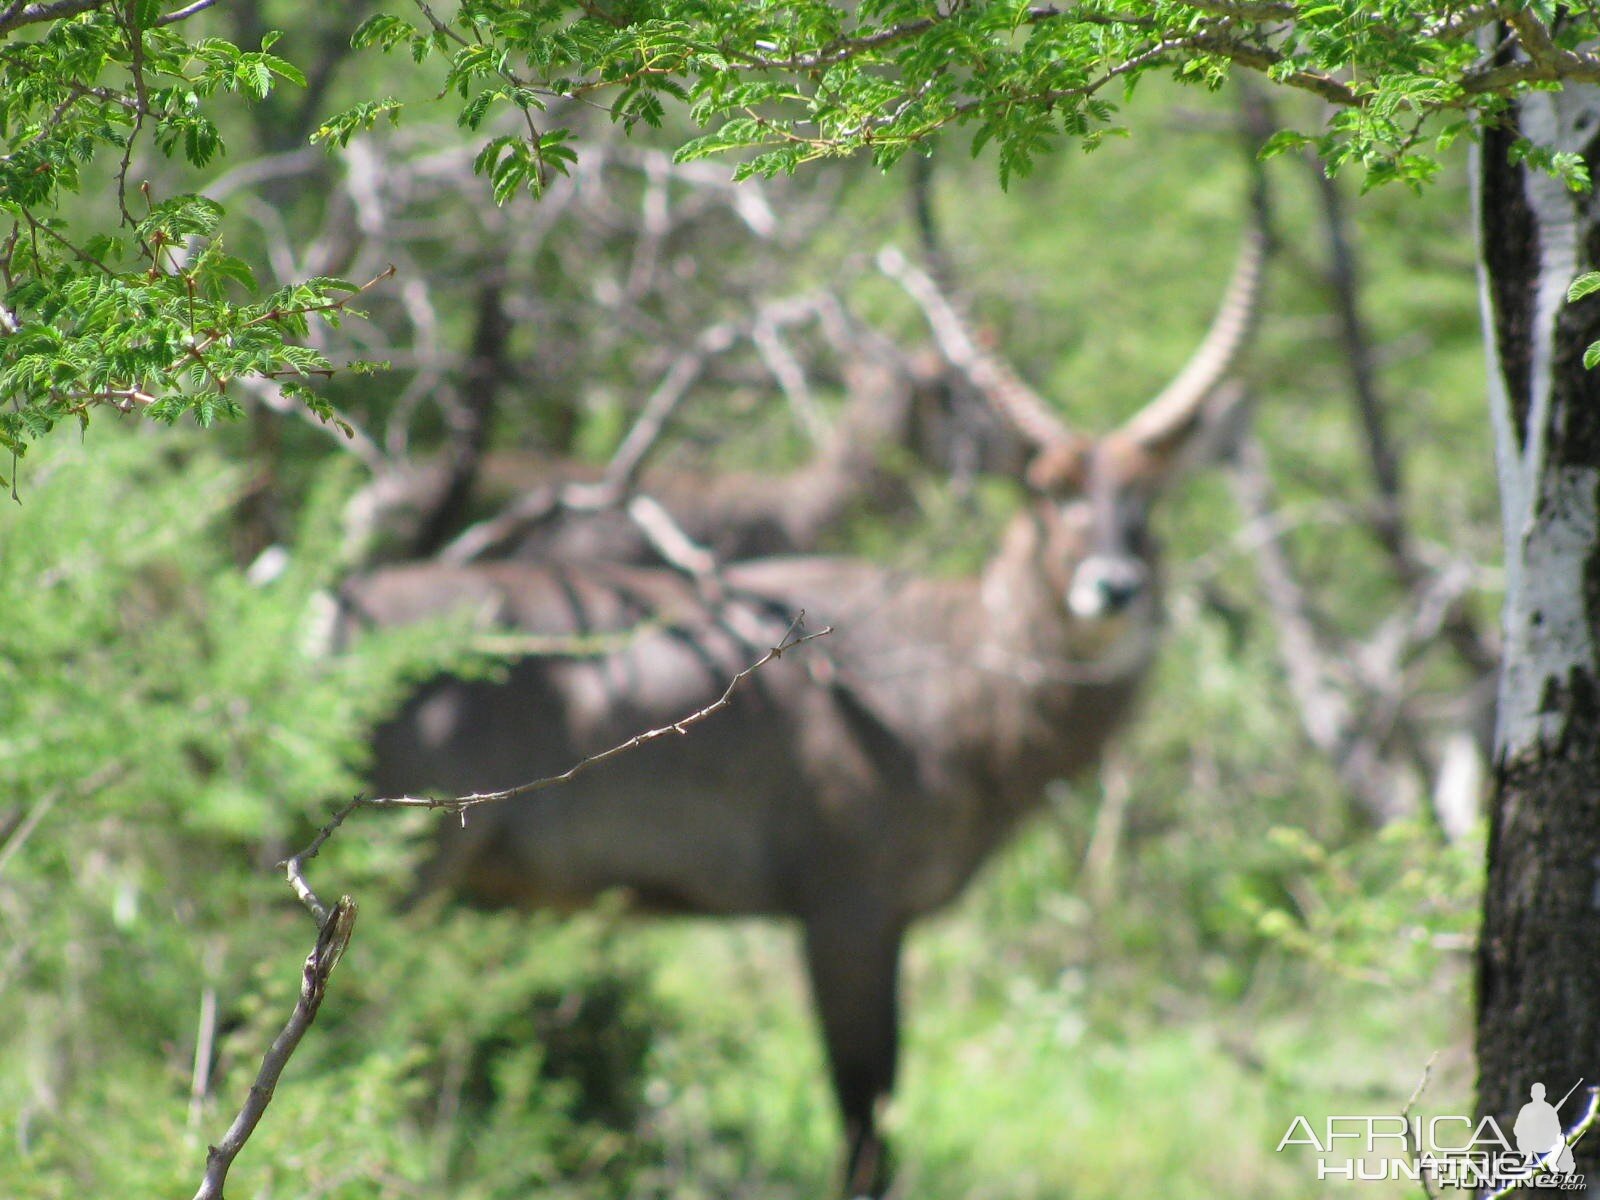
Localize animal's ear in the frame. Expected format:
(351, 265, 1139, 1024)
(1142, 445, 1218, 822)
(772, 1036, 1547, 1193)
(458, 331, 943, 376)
(1024, 436, 1091, 495)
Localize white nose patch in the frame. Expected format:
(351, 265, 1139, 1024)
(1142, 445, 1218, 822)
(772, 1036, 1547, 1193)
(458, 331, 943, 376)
(1068, 555, 1146, 619)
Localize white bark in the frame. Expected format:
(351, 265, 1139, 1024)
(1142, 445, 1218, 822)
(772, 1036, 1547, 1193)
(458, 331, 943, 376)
(1476, 87, 1600, 759)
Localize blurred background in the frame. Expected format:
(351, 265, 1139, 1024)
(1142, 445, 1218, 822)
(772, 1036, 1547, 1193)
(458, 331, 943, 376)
(0, 5, 1496, 1196)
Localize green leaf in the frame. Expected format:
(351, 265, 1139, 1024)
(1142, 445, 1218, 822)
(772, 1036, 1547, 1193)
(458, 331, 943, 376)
(1569, 272, 1600, 303)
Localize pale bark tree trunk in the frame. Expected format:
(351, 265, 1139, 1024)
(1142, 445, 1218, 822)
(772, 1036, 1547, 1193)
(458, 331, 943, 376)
(1473, 77, 1600, 1179)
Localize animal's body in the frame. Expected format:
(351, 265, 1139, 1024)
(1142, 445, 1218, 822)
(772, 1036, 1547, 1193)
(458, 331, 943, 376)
(348, 202, 1266, 1194)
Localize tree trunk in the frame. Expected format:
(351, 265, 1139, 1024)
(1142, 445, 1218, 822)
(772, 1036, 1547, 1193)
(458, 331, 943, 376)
(1474, 77, 1600, 1180)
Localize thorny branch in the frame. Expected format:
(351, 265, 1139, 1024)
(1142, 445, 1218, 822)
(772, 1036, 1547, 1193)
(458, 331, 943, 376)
(192, 615, 827, 1199)
(366, 612, 830, 814)
(191, 895, 356, 1200)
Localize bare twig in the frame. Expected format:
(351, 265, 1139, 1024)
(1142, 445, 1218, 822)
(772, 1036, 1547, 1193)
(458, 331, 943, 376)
(1305, 154, 1496, 679)
(1228, 432, 1412, 823)
(624, 493, 719, 580)
(191, 613, 827, 1198)
(155, 0, 219, 26)
(436, 290, 846, 567)
(191, 896, 357, 1200)
(186, 986, 218, 1134)
(1082, 756, 1132, 908)
(0, 762, 123, 877)
(280, 797, 364, 925)
(435, 482, 562, 564)
(752, 311, 826, 446)
(363, 613, 830, 814)
(0, 787, 59, 878)
(1400, 1052, 1439, 1200)
(596, 320, 740, 496)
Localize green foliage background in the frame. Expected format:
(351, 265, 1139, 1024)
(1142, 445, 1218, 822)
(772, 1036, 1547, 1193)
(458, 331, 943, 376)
(0, 5, 1499, 1198)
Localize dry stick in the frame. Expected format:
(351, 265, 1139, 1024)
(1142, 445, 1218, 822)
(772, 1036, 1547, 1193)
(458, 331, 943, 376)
(1307, 158, 1405, 562)
(0, 787, 60, 879)
(752, 311, 827, 446)
(1081, 756, 1132, 908)
(1400, 1052, 1439, 1200)
(624, 493, 719, 581)
(0, 761, 124, 878)
(186, 986, 218, 1135)
(436, 321, 732, 565)
(192, 617, 827, 1198)
(191, 895, 356, 1200)
(438, 290, 842, 566)
(598, 321, 738, 494)
(1228, 433, 1408, 824)
(365, 613, 830, 814)
(1305, 155, 1496, 679)
(596, 292, 837, 499)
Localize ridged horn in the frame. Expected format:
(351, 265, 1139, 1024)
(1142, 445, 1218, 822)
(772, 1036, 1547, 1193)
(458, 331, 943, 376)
(1116, 215, 1268, 452)
(877, 245, 1075, 449)
(1119, 84, 1275, 452)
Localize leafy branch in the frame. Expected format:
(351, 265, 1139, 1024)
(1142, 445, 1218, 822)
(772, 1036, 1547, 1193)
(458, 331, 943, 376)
(0, 2, 380, 475)
(329, 2, 1600, 191)
(12, 0, 1600, 465)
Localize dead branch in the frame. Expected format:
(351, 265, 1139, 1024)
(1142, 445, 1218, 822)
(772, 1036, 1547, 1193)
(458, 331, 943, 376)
(1228, 432, 1414, 823)
(435, 290, 850, 567)
(623, 493, 720, 581)
(364, 612, 829, 814)
(186, 985, 218, 1135)
(1305, 155, 1496, 680)
(0, 787, 59, 879)
(1081, 755, 1132, 908)
(1400, 1052, 1439, 1200)
(189, 614, 827, 1198)
(410, 277, 512, 557)
(0, 762, 123, 878)
(191, 895, 356, 1200)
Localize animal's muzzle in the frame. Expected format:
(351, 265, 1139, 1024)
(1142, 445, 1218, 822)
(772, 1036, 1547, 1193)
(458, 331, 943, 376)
(1067, 555, 1148, 619)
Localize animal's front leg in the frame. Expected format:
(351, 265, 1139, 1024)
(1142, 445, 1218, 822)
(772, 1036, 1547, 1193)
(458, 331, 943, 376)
(802, 905, 904, 1198)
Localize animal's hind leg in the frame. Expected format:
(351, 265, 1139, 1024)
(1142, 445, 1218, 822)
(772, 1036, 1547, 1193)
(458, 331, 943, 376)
(802, 909, 904, 1198)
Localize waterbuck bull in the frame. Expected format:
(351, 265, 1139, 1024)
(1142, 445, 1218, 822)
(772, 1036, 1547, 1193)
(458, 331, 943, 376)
(344, 214, 1266, 1194)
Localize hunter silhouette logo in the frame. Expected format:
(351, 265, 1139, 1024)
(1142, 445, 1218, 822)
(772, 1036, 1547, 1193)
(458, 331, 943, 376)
(1514, 1081, 1578, 1176)
(1276, 1077, 1590, 1190)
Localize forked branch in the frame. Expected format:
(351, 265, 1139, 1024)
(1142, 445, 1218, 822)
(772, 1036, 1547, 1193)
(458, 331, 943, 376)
(364, 612, 830, 814)
(191, 613, 828, 1199)
(191, 896, 356, 1200)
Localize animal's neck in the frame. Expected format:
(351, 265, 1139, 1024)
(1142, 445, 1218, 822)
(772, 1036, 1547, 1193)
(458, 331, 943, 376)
(964, 512, 1156, 804)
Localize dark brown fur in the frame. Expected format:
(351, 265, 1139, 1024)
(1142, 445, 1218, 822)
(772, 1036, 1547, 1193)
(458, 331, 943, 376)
(347, 214, 1265, 1194)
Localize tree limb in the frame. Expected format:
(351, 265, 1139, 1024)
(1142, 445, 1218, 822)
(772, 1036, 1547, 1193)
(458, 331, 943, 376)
(363, 612, 829, 814)
(191, 896, 357, 1200)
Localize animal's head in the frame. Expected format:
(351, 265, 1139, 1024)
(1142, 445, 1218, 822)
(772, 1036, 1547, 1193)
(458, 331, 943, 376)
(882, 210, 1266, 667)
